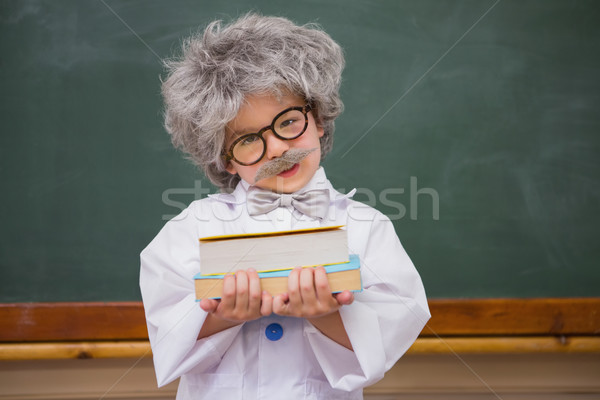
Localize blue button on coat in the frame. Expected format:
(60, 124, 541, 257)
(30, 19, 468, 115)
(265, 323, 283, 341)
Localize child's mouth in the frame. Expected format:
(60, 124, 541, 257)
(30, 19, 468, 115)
(277, 163, 299, 178)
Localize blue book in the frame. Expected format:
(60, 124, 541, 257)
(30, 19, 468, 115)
(195, 254, 362, 300)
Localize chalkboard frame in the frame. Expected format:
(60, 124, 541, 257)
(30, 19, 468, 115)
(1, 298, 598, 343)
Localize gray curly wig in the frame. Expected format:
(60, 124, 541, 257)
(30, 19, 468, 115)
(161, 13, 345, 190)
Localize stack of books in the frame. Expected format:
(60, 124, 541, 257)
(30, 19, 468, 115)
(194, 226, 362, 299)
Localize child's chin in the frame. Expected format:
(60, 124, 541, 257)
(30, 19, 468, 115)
(255, 177, 302, 194)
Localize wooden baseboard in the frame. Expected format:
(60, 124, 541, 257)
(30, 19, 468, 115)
(0, 341, 152, 360)
(1, 336, 599, 361)
(423, 297, 600, 336)
(0, 298, 598, 358)
(0, 302, 147, 342)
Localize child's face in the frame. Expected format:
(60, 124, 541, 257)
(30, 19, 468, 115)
(225, 93, 324, 193)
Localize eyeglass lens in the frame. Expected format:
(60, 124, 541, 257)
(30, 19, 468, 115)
(232, 108, 307, 165)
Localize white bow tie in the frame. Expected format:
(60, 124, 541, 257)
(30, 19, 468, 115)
(246, 187, 330, 219)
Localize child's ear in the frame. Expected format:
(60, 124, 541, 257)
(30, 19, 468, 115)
(317, 124, 324, 138)
(225, 162, 237, 175)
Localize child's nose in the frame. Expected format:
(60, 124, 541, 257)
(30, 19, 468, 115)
(264, 131, 290, 159)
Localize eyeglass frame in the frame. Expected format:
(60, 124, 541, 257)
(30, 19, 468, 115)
(223, 104, 313, 166)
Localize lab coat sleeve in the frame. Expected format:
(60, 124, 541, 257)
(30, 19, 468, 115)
(304, 210, 430, 391)
(139, 206, 243, 387)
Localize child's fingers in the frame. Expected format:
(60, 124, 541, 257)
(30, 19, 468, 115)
(234, 270, 249, 311)
(313, 266, 332, 301)
(199, 298, 219, 313)
(286, 267, 302, 305)
(310, 266, 340, 315)
(260, 291, 273, 316)
(220, 274, 236, 309)
(247, 268, 262, 312)
(278, 292, 289, 303)
(334, 290, 355, 306)
(299, 267, 318, 305)
(272, 294, 288, 315)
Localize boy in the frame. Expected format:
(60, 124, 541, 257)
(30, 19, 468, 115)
(140, 13, 429, 400)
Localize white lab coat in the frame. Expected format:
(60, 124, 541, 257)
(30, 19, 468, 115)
(140, 168, 430, 399)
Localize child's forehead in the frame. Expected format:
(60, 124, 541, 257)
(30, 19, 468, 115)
(226, 92, 305, 135)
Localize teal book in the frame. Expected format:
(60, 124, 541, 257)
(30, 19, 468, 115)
(195, 254, 362, 300)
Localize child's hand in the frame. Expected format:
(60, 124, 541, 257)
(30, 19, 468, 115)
(272, 266, 354, 318)
(200, 268, 273, 323)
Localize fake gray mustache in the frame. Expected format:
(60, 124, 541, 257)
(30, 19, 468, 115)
(254, 147, 318, 183)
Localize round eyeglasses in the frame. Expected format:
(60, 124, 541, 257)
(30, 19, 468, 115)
(223, 104, 312, 166)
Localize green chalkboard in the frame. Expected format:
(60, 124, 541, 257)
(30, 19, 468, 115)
(1, 0, 599, 302)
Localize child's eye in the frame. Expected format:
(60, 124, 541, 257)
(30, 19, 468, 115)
(278, 118, 301, 131)
(239, 135, 260, 146)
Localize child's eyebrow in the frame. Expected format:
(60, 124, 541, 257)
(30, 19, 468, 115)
(225, 127, 257, 146)
(229, 124, 266, 138)
(228, 128, 251, 139)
